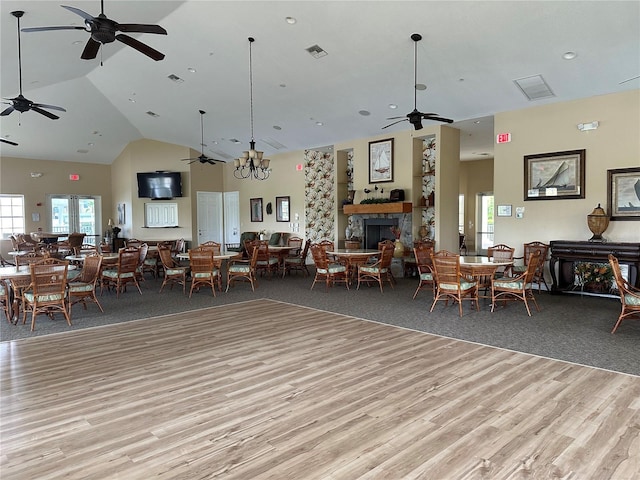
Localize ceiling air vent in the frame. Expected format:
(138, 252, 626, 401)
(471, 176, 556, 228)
(513, 74, 555, 101)
(167, 74, 184, 83)
(261, 137, 286, 150)
(306, 44, 328, 59)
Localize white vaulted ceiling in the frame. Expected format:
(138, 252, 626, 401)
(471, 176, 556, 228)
(1, 1, 638, 164)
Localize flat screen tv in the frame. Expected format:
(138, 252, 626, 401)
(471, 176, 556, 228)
(137, 171, 183, 199)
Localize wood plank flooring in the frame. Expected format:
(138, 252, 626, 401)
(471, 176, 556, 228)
(1, 299, 639, 479)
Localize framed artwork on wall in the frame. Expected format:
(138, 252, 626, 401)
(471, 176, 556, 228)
(369, 138, 394, 183)
(523, 149, 585, 201)
(607, 167, 640, 220)
(276, 196, 290, 222)
(250, 198, 263, 222)
(497, 205, 512, 217)
(117, 203, 125, 225)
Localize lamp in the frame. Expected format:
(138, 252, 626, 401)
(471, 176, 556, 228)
(234, 37, 270, 180)
(587, 203, 609, 242)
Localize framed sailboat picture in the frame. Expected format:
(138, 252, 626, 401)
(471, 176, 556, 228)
(607, 167, 640, 220)
(369, 138, 394, 183)
(523, 149, 585, 201)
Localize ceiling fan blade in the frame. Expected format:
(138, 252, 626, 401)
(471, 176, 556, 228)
(423, 115, 454, 124)
(32, 103, 67, 112)
(81, 38, 101, 60)
(181, 157, 198, 162)
(31, 106, 60, 120)
(385, 115, 407, 120)
(1, 137, 18, 146)
(61, 5, 95, 22)
(382, 119, 408, 129)
(117, 24, 167, 35)
(22, 25, 86, 32)
(0, 106, 15, 116)
(116, 34, 164, 61)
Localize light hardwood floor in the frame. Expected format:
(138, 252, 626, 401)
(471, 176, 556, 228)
(1, 300, 638, 479)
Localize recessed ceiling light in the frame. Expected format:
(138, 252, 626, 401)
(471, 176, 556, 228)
(563, 51, 577, 60)
(273, 125, 282, 130)
(388, 104, 398, 109)
(285, 16, 296, 24)
(458, 78, 465, 82)
(128, 98, 136, 103)
(72, 40, 83, 45)
(316, 121, 323, 126)
(358, 110, 370, 116)
(88, 142, 94, 146)
(187, 67, 196, 73)
(146, 111, 160, 118)
(279, 84, 286, 88)
(230, 139, 242, 144)
(415, 83, 427, 91)
(474, 120, 481, 124)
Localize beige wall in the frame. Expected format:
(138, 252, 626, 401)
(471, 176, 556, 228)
(223, 149, 306, 239)
(0, 156, 112, 256)
(112, 139, 196, 244)
(494, 89, 640, 256)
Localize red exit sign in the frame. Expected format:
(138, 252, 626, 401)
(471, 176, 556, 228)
(69, 174, 80, 181)
(496, 133, 511, 144)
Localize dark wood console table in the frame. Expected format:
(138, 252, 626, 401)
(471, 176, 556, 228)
(549, 240, 640, 294)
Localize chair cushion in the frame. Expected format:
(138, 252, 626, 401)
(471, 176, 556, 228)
(513, 265, 526, 273)
(284, 258, 302, 265)
(360, 266, 388, 274)
(440, 280, 477, 291)
(257, 258, 278, 266)
(229, 265, 251, 273)
(144, 258, 157, 265)
(0, 283, 6, 295)
(24, 292, 64, 302)
(102, 270, 134, 279)
(193, 269, 220, 279)
(69, 282, 95, 293)
(623, 293, 640, 306)
(67, 270, 81, 280)
(165, 267, 186, 275)
(317, 265, 346, 274)
(494, 280, 531, 289)
(419, 272, 433, 281)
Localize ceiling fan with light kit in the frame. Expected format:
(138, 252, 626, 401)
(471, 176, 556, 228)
(180, 110, 225, 165)
(382, 33, 453, 130)
(22, 0, 167, 62)
(1, 11, 67, 120)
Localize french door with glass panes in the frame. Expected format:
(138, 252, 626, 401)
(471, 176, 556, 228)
(47, 195, 101, 245)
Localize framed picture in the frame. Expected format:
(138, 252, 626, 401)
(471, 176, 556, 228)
(607, 167, 640, 220)
(369, 138, 394, 183)
(117, 203, 125, 225)
(250, 198, 263, 222)
(523, 149, 585, 201)
(276, 196, 290, 222)
(497, 205, 512, 217)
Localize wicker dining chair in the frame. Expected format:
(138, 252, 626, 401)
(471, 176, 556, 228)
(68, 254, 104, 319)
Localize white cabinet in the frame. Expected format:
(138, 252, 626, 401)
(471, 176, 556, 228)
(145, 202, 178, 228)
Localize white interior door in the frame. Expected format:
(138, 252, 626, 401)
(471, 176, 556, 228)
(197, 191, 223, 245)
(224, 191, 240, 247)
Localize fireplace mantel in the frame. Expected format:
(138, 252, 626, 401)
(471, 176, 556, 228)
(343, 202, 412, 215)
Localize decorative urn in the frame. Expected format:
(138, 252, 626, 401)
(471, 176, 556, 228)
(587, 204, 609, 242)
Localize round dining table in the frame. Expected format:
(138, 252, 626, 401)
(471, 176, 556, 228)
(327, 249, 379, 282)
(460, 256, 514, 299)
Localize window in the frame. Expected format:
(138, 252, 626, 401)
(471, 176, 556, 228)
(0, 194, 25, 239)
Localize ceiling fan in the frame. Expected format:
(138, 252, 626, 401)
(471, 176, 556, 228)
(181, 110, 224, 165)
(22, 0, 167, 62)
(1, 11, 66, 120)
(1, 137, 19, 146)
(382, 33, 453, 130)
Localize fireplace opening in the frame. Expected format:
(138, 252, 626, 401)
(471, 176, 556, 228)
(364, 218, 397, 249)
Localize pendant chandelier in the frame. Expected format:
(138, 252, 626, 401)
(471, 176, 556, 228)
(234, 37, 270, 180)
